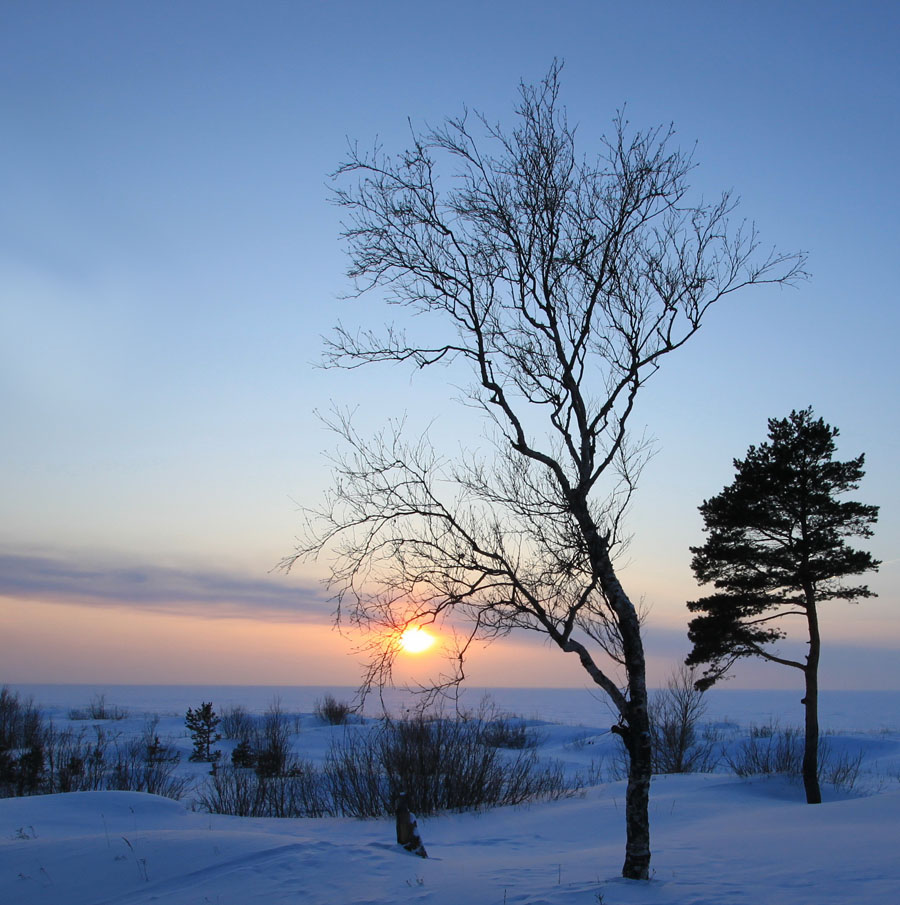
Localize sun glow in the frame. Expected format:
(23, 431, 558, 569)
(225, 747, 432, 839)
(399, 626, 435, 654)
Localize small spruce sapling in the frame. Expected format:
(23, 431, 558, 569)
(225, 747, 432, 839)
(231, 737, 256, 768)
(185, 702, 222, 763)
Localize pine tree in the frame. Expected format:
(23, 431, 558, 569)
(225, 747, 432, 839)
(686, 408, 879, 802)
(185, 702, 221, 763)
(231, 737, 256, 769)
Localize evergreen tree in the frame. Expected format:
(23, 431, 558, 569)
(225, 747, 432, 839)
(686, 408, 879, 802)
(185, 702, 221, 763)
(231, 737, 256, 769)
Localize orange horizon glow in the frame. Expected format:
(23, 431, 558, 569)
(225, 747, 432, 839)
(3, 595, 899, 689)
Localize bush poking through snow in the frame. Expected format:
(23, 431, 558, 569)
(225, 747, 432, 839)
(199, 759, 329, 818)
(201, 714, 574, 819)
(725, 724, 804, 776)
(0, 687, 43, 752)
(314, 694, 353, 725)
(725, 725, 863, 792)
(0, 693, 188, 800)
(480, 716, 542, 749)
(459, 697, 543, 749)
(649, 666, 721, 774)
(220, 705, 255, 742)
(110, 720, 190, 798)
(231, 738, 256, 769)
(253, 702, 293, 777)
(68, 694, 128, 721)
(223, 701, 298, 776)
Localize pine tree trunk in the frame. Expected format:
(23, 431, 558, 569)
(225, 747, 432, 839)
(802, 602, 822, 804)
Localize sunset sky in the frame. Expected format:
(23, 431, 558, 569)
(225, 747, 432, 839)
(2, 0, 898, 690)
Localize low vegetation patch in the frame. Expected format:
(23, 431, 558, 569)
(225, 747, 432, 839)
(1, 687, 189, 800)
(725, 724, 863, 792)
(1, 686, 870, 817)
(314, 694, 353, 726)
(201, 713, 573, 819)
(220, 704, 256, 742)
(479, 715, 542, 749)
(68, 694, 128, 721)
(649, 666, 721, 774)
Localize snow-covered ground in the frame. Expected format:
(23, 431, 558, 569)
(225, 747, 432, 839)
(2, 686, 899, 905)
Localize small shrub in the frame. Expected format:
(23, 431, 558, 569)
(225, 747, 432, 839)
(110, 720, 189, 798)
(220, 701, 297, 777)
(314, 694, 353, 726)
(725, 724, 803, 777)
(2, 706, 188, 801)
(0, 687, 43, 750)
(725, 726, 863, 792)
(199, 713, 576, 820)
(649, 665, 720, 774)
(257, 762, 328, 818)
(0, 688, 48, 796)
(749, 720, 779, 739)
(574, 758, 607, 787)
(253, 701, 293, 778)
(198, 762, 260, 816)
(198, 760, 328, 818)
(69, 694, 128, 721)
(90, 694, 128, 720)
(322, 730, 386, 818)
(480, 715, 542, 749)
(44, 725, 111, 793)
(0, 748, 13, 791)
(12, 743, 45, 795)
(221, 705, 255, 742)
(822, 747, 863, 792)
(332, 715, 571, 817)
(460, 697, 542, 749)
(231, 738, 256, 769)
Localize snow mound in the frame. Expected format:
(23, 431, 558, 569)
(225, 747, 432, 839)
(3, 778, 899, 905)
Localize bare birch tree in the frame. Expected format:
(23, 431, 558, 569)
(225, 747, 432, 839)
(285, 63, 806, 879)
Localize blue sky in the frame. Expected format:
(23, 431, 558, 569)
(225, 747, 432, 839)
(1, 0, 897, 688)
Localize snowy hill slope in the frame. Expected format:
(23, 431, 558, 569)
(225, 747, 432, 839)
(3, 775, 899, 905)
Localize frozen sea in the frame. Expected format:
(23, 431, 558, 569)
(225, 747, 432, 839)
(9, 683, 900, 732)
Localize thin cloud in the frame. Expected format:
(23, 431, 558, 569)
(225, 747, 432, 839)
(0, 548, 331, 623)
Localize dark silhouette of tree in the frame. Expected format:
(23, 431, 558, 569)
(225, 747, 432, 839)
(686, 408, 879, 803)
(186, 702, 221, 763)
(286, 63, 805, 878)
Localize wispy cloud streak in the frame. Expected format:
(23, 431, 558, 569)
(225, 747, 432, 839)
(0, 549, 330, 623)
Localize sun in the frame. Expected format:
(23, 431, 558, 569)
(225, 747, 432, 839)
(399, 627, 435, 654)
